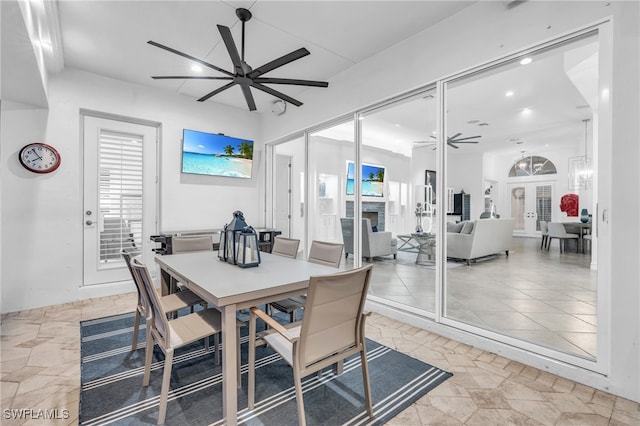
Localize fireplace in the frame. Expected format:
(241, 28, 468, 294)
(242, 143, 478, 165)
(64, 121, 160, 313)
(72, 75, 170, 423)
(345, 201, 385, 231)
(363, 211, 379, 228)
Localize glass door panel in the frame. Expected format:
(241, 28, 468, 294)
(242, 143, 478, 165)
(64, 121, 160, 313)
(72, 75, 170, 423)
(359, 89, 437, 313)
(309, 120, 355, 267)
(444, 32, 599, 359)
(272, 137, 305, 258)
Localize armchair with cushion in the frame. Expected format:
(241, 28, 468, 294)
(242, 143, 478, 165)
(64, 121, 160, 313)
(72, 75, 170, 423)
(340, 218, 397, 261)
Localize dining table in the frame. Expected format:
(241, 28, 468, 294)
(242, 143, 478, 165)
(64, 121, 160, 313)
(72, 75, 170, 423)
(155, 250, 339, 426)
(562, 221, 592, 253)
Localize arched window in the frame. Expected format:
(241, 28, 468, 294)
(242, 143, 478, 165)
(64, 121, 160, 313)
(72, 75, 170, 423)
(509, 155, 557, 177)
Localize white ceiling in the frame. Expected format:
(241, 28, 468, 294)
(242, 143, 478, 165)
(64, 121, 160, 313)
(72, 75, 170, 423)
(316, 35, 597, 157)
(54, 0, 473, 112)
(6, 0, 596, 158)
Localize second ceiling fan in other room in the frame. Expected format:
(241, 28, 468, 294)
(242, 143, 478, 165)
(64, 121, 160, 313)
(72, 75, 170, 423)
(414, 133, 482, 150)
(148, 8, 329, 111)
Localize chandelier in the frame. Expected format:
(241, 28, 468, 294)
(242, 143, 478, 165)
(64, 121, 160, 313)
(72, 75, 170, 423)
(568, 119, 593, 190)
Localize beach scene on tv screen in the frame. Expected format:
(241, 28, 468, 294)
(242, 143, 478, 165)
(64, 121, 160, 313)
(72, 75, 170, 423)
(182, 129, 253, 178)
(346, 162, 384, 197)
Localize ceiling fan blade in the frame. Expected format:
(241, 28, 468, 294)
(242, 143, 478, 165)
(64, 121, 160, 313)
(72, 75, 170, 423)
(248, 48, 310, 78)
(197, 81, 236, 102)
(240, 85, 257, 111)
(148, 40, 234, 77)
(152, 76, 233, 80)
(251, 82, 303, 106)
(451, 135, 482, 142)
(453, 140, 480, 144)
(217, 25, 244, 75)
(448, 142, 460, 149)
(447, 132, 462, 141)
(253, 77, 328, 87)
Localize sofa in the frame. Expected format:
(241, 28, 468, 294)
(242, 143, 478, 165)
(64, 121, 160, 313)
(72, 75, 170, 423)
(340, 218, 397, 261)
(447, 218, 515, 265)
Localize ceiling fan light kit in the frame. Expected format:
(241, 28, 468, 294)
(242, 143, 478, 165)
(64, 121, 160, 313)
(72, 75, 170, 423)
(149, 8, 328, 111)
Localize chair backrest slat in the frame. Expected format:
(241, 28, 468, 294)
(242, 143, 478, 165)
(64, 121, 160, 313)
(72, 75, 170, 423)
(121, 249, 149, 314)
(271, 236, 300, 259)
(299, 265, 372, 366)
(308, 240, 343, 268)
(131, 257, 170, 346)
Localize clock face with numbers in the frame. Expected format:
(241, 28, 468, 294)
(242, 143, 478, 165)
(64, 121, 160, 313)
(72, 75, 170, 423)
(19, 143, 61, 173)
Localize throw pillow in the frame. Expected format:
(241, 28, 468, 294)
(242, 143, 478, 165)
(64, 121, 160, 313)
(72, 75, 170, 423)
(371, 225, 378, 232)
(461, 221, 474, 234)
(447, 222, 464, 233)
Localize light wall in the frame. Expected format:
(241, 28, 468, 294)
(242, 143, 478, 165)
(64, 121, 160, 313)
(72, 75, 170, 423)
(1, 69, 262, 313)
(260, 1, 639, 404)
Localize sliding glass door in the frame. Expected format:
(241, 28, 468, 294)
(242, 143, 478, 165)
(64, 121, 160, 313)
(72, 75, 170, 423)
(443, 31, 600, 360)
(266, 24, 610, 370)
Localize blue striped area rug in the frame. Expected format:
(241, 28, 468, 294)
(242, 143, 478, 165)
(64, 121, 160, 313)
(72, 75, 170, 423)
(80, 312, 451, 425)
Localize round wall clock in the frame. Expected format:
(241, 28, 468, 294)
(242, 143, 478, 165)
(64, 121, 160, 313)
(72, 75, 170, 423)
(19, 143, 61, 173)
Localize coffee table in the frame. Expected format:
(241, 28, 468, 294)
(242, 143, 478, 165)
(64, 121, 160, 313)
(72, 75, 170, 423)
(411, 233, 437, 265)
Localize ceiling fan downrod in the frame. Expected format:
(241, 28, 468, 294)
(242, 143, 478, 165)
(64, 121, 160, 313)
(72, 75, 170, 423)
(236, 8, 252, 63)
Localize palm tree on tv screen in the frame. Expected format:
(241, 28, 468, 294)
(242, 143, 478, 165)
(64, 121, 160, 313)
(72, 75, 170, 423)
(239, 141, 253, 159)
(224, 145, 234, 156)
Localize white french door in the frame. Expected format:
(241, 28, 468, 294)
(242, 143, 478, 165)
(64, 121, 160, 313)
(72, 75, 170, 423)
(83, 115, 158, 286)
(509, 182, 553, 237)
(274, 154, 292, 237)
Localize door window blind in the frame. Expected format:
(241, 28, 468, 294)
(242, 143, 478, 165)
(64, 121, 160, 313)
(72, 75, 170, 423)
(98, 130, 144, 263)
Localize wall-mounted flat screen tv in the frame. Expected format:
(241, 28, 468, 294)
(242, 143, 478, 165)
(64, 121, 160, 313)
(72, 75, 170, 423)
(181, 129, 254, 178)
(346, 161, 385, 197)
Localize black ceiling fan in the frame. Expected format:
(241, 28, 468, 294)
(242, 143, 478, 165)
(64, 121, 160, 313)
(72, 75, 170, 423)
(148, 8, 328, 111)
(414, 133, 482, 149)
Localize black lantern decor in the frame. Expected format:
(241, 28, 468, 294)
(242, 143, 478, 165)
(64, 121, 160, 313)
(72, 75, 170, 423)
(236, 227, 261, 268)
(218, 223, 229, 261)
(219, 211, 261, 267)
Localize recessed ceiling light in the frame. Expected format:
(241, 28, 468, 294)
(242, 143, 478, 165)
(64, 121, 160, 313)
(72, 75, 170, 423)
(191, 65, 203, 72)
(394, 123, 401, 127)
(521, 107, 532, 114)
(505, 90, 514, 97)
(520, 57, 533, 65)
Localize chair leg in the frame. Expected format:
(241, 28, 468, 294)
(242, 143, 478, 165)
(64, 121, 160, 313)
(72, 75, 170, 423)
(213, 334, 220, 365)
(360, 349, 373, 418)
(236, 325, 242, 389)
(143, 326, 154, 386)
(559, 239, 564, 253)
(132, 310, 141, 352)
(158, 348, 174, 425)
(248, 312, 257, 409)
(293, 368, 306, 426)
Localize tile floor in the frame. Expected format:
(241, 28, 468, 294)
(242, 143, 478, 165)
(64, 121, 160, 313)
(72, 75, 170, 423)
(1, 292, 638, 425)
(366, 237, 597, 359)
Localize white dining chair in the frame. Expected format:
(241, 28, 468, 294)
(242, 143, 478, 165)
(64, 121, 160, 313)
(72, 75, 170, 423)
(268, 237, 305, 322)
(130, 257, 244, 425)
(248, 264, 374, 426)
(121, 249, 204, 352)
(171, 235, 214, 253)
(547, 222, 579, 253)
(307, 240, 343, 268)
